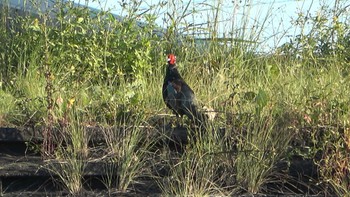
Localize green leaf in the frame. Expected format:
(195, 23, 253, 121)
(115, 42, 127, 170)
(255, 88, 269, 115)
(256, 88, 268, 108)
(77, 17, 84, 23)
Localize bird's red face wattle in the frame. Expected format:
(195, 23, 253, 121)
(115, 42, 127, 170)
(167, 54, 176, 65)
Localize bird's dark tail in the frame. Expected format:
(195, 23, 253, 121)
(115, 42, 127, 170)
(186, 104, 208, 127)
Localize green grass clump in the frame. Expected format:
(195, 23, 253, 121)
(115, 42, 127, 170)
(157, 126, 227, 196)
(46, 111, 88, 196)
(0, 88, 16, 125)
(233, 113, 293, 194)
(102, 115, 157, 192)
(6, 66, 47, 126)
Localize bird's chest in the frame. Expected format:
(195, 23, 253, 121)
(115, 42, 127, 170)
(165, 81, 180, 99)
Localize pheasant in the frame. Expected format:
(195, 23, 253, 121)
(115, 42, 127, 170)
(162, 54, 207, 126)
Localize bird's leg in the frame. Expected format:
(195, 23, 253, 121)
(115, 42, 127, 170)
(175, 115, 182, 128)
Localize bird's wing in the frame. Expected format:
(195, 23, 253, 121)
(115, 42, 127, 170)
(172, 79, 207, 124)
(164, 80, 180, 114)
(170, 80, 182, 94)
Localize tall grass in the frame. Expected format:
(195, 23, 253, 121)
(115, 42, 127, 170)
(233, 113, 294, 194)
(157, 125, 227, 196)
(0, 0, 350, 195)
(46, 110, 89, 195)
(101, 115, 157, 192)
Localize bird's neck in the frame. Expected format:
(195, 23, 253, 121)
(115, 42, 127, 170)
(166, 65, 182, 79)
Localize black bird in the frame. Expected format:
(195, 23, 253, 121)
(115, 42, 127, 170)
(162, 54, 207, 126)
